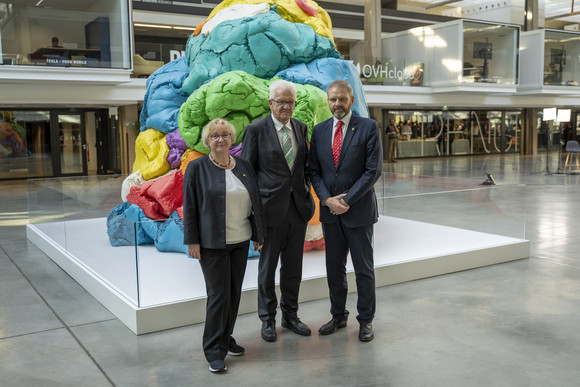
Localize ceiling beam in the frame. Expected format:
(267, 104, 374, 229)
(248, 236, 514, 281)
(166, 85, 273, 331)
(425, 0, 459, 10)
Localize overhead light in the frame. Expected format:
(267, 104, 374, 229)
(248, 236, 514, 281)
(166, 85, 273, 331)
(35, 0, 44, 6)
(134, 23, 173, 29)
(133, 23, 195, 31)
(557, 109, 571, 122)
(543, 107, 557, 121)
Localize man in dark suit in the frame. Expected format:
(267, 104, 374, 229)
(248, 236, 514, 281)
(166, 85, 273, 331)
(308, 80, 382, 342)
(241, 79, 315, 342)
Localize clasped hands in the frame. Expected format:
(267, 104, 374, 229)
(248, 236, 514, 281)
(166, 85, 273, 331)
(188, 242, 263, 260)
(325, 193, 350, 216)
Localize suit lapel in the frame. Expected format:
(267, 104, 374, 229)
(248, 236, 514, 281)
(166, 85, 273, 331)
(266, 116, 286, 163)
(320, 119, 335, 166)
(290, 118, 304, 173)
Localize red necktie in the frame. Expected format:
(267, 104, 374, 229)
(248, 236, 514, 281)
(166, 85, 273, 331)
(332, 121, 343, 167)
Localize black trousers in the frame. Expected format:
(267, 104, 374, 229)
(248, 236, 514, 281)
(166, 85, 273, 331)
(199, 240, 249, 362)
(258, 199, 308, 322)
(322, 218, 375, 324)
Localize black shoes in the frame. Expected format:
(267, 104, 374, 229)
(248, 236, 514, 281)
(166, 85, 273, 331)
(261, 320, 277, 342)
(228, 342, 245, 356)
(359, 323, 374, 342)
(208, 359, 227, 373)
(281, 317, 312, 336)
(318, 318, 348, 335)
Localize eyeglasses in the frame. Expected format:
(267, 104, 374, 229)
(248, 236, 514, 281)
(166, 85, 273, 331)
(271, 99, 297, 106)
(210, 134, 231, 141)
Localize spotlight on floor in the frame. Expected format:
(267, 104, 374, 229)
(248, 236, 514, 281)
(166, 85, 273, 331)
(481, 173, 496, 185)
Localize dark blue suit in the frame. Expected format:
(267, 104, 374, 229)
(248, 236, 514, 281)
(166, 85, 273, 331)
(308, 113, 382, 324)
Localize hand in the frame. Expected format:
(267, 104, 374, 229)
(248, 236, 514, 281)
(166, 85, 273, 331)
(188, 244, 201, 260)
(253, 241, 263, 251)
(325, 193, 350, 215)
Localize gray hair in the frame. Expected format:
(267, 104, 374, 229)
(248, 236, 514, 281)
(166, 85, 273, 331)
(328, 80, 353, 96)
(201, 118, 237, 148)
(269, 79, 297, 99)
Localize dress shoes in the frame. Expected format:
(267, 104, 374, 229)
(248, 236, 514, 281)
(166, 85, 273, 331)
(318, 318, 347, 335)
(261, 320, 277, 342)
(208, 359, 227, 373)
(359, 323, 374, 342)
(281, 317, 311, 336)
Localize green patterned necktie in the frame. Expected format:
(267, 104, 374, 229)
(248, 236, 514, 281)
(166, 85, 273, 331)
(282, 126, 294, 170)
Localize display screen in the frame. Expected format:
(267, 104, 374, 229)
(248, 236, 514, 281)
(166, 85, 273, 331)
(551, 48, 566, 65)
(473, 42, 492, 60)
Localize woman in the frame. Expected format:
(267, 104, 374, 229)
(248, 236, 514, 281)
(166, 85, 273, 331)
(183, 118, 264, 373)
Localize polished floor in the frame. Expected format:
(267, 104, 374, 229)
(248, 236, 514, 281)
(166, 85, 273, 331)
(2, 152, 580, 386)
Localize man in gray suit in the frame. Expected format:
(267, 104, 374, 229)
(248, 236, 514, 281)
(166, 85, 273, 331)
(241, 80, 315, 342)
(308, 80, 382, 342)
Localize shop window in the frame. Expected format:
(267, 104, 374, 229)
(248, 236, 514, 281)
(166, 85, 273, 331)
(462, 21, 519, 84)
(385, 109, 522, 159)
(543, 30, 580, 86)
(0, 110, 52, 179)
(0, 1, 131, 69)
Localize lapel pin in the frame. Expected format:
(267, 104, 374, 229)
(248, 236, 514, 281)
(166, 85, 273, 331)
(243, 174, 246, 177)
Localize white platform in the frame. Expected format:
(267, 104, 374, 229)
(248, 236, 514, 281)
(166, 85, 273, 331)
(27, 216, 529, 335)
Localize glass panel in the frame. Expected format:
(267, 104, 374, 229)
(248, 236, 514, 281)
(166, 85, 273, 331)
(27, 178, 66, 247)
(385, 109, 523, 158)
(378, 173, 526, 240)
(544, 30, 580, 86)
(58, 114, 83, 174)
(0, 110, 52, 179)
(504, 111, 522, 153)
(462, 21, 519, 84)
(28, 175, 140, 305)
(385, 111, 444, 159)
(0, 0, 131, 68)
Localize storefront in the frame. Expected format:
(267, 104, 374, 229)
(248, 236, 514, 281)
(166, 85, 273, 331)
(383, 109, 523, 158)
(0, 109, 120, 180)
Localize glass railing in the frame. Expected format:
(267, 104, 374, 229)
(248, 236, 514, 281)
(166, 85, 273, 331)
(27, 173, 526, 309)
(377, 172, 525, 240)
(27, 175, 141, 304)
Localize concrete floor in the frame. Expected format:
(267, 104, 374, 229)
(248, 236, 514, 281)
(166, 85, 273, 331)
(1, 153, 580, 386)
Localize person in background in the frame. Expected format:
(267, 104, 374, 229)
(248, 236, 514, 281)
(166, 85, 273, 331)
(308, 80, 382, 342)
(183, 118, 265, 373)
(385, 118, 399, 163)
(241, 79, 315, 343)
(51, 37, 62, 48)
(401, 120, 412, 140)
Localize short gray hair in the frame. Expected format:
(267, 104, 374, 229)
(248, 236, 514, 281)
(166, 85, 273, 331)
(269, 79, 297, 99)
(201, 118, 237, 148)
(328, 80, 353, 96)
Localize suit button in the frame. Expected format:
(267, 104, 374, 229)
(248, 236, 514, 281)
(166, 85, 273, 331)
(335, 173, 338, 176)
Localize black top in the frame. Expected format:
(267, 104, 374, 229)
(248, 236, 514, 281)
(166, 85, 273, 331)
(182, 155, 265, 249)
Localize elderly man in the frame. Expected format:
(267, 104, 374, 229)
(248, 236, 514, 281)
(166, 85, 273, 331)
(241, 80, 315, 342)
(308, 80, 382, 342)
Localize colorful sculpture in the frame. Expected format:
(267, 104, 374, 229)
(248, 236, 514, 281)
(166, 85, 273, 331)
(108, 0, 369, 256)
